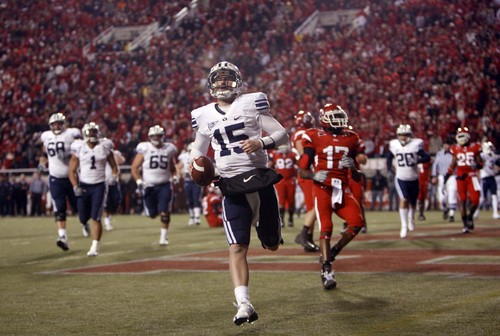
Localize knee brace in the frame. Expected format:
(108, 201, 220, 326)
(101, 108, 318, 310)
(54, 211, 66, 221)
(160, 213, 170, 224)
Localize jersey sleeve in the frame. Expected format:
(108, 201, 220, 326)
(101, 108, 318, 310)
(253, 92, 271, 116)
(70, 140, 83, 157)
(136, 142, 148, 155)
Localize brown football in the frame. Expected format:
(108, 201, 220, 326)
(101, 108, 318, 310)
(191, 156, 215, 186)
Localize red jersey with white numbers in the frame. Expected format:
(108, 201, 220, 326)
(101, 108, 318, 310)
(299, 128, 364, 186)
(449, 142, 482, 176)
(270, 150, 297, 179)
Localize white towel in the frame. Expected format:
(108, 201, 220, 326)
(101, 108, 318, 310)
(330, 178, 343, 209)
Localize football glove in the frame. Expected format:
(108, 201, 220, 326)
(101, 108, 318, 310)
(312, 170, 328, 183)
(339, 156, 355, 169)
(136, 179, 144, 193)
(73, 186, 84, 197)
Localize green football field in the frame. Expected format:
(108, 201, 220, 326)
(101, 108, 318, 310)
(1, 210, 499, 336)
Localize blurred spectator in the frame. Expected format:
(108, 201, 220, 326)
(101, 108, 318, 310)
(370, 170, 387, 211)
(12, 174, 29, 216)
(28, 172, 48, 216)
(0, 175, 13, 216)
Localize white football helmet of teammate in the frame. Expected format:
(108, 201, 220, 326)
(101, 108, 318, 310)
(396, 124, 412, 146)
(49, 113, 66, 135)
(148, 125, 164, 147)
(82, 122, 101, 144)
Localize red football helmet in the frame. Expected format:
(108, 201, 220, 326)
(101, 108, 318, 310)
(456, 127, 470, 146)
(294, 110, 315, 128)
(318, 103, 348, 133)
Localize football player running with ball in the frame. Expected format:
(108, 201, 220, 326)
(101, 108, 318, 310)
(387, 124, 430, 238)
(298, 103, 365, 290)
(189, 61, 288, 326)
(131, 125, 178, 246)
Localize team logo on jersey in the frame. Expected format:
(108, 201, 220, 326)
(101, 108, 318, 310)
(208, 121, 218, 131)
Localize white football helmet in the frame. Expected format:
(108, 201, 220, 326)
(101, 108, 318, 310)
(456, 127, 470, 146)
(207, 61, 242, 101)
(49, 113, 66, 135)
(148, 125, 164, 147)
(319, 103, 348, 133)
(82, 122, 101, 144)
(481, 141, 494, 155)
(396, 124, 412, 146)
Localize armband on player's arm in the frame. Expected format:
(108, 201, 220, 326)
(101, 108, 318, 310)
(260, 114, 289, 149)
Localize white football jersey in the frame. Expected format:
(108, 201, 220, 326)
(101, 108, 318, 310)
(389, 138, 425, 181)
(71, 138, 114, 184)
(40, 128, 81, 178)
(190, 92, 271, 178)
(177, 150, 192, 180)
(480, 152, 499, 178)
(136, 141, 177, 185)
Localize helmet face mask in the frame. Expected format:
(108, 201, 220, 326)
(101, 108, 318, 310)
(396, 124, 412, 146)
(207, 61, 242, 101)
(319, 104, 348, 134)
(148, 125, 164, 147)
(456, 127, 470, 146)
(49, 113, 66, 135)
(82, 122, 100, 144)
(294, 110, 315, 128)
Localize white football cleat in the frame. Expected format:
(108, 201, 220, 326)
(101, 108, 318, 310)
(400, 226, 407, 239)
(87, 249, 99, 257)
(233, 302, 258, 326)
(82, 223, 90, 237)
(159, 238, 169, 246)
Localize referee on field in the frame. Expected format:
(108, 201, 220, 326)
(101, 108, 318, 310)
(431, 137, 457, 221)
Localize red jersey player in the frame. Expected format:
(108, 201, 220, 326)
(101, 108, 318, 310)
(417, 161, 431, 220)
(298, 103, 364, 290)
(444, 127, 483, 233)
(292, 110, 319, 252)
(202, 186, 223, 228)
(269, 145, 298, 227)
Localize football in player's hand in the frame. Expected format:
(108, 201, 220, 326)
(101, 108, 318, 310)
(191, 156, 215, 186)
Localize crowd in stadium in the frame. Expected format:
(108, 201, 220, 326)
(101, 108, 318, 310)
(0, 0, 499, 170)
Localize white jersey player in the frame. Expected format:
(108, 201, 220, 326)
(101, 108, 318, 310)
(40, 113, 81, 252)
(190, 92, 277, 178)
(189, 61, 288, 325)
(479, 141, 500, 219)
(176, 144, 203, 225)
(387, 124, 430, 238)
(69, 123, 118, 256)
(131, 125, 178, 246)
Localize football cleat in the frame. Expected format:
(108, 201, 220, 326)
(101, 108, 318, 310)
(56, 237, 69, 251)
(87, 249, 99, 257)
(159, 238, 169, 246)
(233, 303, 258, 326)
(82, 223, 90, 237)
(321, 270, 337, 290)
(400, 226, 408, 239)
